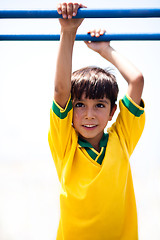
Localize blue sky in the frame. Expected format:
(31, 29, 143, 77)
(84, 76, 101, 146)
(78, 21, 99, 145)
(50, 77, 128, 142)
(0, 0, 160, 239)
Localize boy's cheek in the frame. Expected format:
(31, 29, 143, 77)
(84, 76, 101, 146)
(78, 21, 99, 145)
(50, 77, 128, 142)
(73, 115, 79, 127)
(72, 113, 79, 127)
(73, 109, 82, 120)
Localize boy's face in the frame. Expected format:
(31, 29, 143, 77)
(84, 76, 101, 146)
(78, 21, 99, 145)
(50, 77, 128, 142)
(72, 94, 116, 147)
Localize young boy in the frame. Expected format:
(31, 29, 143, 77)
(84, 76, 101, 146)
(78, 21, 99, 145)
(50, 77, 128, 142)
(48, 3, 145, 240)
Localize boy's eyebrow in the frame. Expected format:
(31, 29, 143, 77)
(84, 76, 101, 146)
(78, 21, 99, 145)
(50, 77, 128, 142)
(97, 99, 110, 104)
(98, 99, 108, 102)
(73, 99, 110, 103)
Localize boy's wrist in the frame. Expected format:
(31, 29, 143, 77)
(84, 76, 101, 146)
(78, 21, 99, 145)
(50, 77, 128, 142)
(60, 30, 77, 43)
(99, 45, 112, 56)
(60, 28, 77, 38)
(99, 45, 115, 61)
(61, 27, 77, 34)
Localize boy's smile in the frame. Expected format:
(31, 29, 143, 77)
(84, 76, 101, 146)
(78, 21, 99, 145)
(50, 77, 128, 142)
(72, 94, 116, 151)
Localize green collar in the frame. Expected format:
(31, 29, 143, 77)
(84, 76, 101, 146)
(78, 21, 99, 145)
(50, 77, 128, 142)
(78, 132, 109, 148)
(78, 133, 109, 165)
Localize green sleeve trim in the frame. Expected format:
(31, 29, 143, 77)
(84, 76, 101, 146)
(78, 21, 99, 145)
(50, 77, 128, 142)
(52, 97, 72, 119)
(122, 95, 144, 117)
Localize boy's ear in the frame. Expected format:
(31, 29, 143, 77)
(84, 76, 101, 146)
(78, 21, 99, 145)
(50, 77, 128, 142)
(109, 104, 117, 121)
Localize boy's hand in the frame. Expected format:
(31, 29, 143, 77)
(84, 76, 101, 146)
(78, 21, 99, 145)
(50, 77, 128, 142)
(85, 29, 110, 54)
(57, 3, 86, 32)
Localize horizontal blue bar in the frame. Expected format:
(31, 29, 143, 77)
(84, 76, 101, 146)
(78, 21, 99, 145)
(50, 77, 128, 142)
(0, 9, 160, 19)
(0, 33, 160, 41)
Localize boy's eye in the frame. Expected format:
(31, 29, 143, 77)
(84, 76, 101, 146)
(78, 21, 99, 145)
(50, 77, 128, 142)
(96, 103, 105, 108)
(75, 102, 84, 108)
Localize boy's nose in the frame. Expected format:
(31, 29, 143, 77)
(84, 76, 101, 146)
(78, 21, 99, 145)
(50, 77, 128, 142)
(85, 109, 95, 119)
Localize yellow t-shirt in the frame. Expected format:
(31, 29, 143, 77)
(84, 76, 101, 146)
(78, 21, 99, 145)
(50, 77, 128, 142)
(48, 95, 145, 240)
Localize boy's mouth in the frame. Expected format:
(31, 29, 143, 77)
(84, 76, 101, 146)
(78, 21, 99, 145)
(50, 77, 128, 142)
(82, 124, 97, 128)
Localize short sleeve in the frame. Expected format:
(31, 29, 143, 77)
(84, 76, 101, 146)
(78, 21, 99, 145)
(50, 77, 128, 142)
(109, 94, 145, 158)
(48, 96, 76, 179)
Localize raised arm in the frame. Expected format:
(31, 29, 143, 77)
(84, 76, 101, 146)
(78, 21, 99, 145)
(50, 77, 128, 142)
(54, 3, 86, 108)
(85, 30, 144, 105)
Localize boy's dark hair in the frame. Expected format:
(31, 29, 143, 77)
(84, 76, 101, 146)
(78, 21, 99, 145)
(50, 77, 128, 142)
(71, 66, 119, 111)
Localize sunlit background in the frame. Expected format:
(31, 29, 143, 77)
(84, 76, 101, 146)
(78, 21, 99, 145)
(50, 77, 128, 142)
(0, 0, 160, 239)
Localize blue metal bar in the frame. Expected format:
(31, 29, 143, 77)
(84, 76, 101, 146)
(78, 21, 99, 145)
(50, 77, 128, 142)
(0, 9, 160, 19)
(1, 33, 160, 41)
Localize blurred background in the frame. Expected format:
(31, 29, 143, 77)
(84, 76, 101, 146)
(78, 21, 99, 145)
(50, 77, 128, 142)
(0, 0, 160, 239)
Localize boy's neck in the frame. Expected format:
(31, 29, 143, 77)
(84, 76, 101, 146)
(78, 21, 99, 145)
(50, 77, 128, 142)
(92, 143, 101, 153)
(79, 132, 104, 153)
